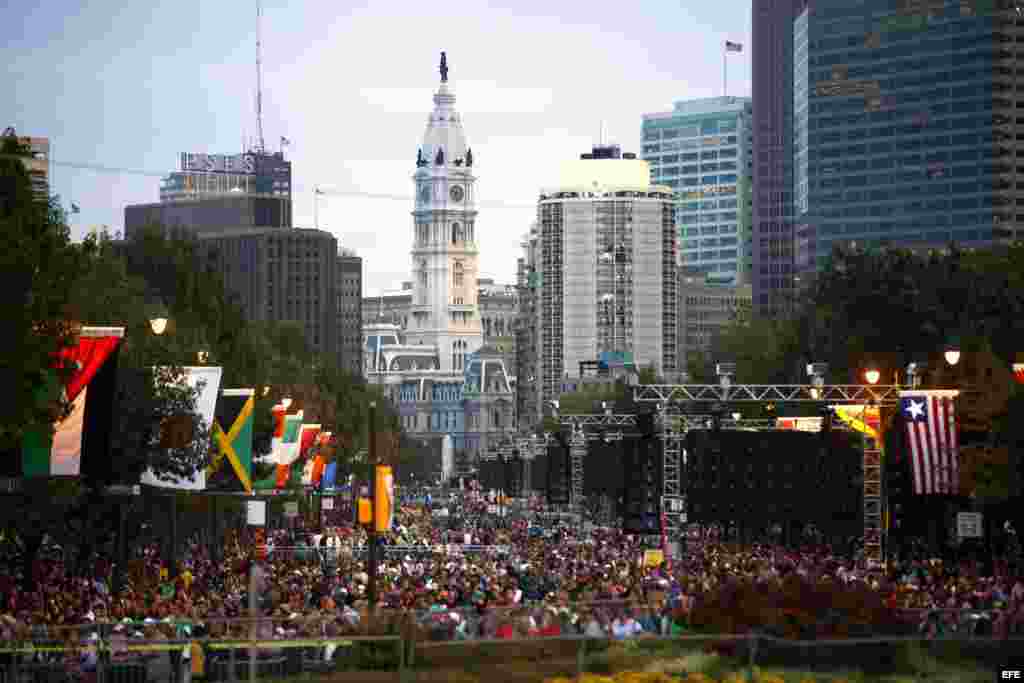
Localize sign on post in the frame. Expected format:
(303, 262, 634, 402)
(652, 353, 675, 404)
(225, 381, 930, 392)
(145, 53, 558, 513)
(246, 500, 266, 526)
(957, 512, 983, 538)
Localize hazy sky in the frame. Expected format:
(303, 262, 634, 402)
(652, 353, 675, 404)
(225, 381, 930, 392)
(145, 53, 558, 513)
(3, 0, 752, 296)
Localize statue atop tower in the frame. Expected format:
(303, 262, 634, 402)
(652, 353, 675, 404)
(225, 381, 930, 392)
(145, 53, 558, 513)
(440, 51, 448, 83)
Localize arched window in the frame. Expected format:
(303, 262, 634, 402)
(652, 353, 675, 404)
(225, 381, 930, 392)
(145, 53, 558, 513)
(454, 261, 464, 287)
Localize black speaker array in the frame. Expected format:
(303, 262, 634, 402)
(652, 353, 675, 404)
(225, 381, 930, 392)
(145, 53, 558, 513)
(621, 435, 664, 535)
(503, 457, 524, 498)
(479, 458, 505, 492)
(683, 429, 861, 536)
(546, 438, 571, 505)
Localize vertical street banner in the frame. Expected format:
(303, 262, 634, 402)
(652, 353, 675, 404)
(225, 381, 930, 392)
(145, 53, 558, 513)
(276, 423, 320, 488)
(208, 389, 255, 492)
(898, 390, 960, 495)
(302, 432, 331, 487)
(140, 366, 223, 490)
(273, 412, 304, 465)
(375, 464, 394, 532)
(1014, 362, 1023, 385)
(22, 327, 125, 477)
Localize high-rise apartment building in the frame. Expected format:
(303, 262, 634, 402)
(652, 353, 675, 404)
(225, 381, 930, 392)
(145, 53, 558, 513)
(793, 0, 1021, 279)
(642, 97, 754, 285)
(337, 249, 363, 376)
(537, 144, 677, 406)
(752, 0, 805, 313)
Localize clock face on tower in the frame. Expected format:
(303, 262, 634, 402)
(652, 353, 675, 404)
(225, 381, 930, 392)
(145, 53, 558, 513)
(419, 185, 431, 203)
(449, 185, 464, 202)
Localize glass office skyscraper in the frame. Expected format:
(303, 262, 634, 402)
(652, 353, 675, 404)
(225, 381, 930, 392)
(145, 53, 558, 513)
(792, 0, 1020, 276)
(753, 0, 806, 314)
(642, 97, 754, 286)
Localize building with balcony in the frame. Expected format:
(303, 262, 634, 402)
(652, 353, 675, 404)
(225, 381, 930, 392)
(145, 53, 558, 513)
(535, 144, 677, 408)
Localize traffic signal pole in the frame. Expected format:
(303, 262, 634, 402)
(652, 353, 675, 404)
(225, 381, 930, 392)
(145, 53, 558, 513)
(368, 401, 378, 610)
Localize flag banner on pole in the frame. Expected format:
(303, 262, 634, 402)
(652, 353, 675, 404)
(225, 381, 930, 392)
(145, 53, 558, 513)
(725, 41, 744, 52)
(207, 389, 255, 492)
(322, 461, 337, 489)
(140, 366, 223, 490)
(22, 327, 124, 477)
(830, 404, 881, 443)
(276, 423, 320, 488)
(273, 412, 305, 465)
(899, 390, 960, 495)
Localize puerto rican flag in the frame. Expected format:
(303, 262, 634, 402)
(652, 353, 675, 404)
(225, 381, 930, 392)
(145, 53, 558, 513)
(899, 390, 960, 495)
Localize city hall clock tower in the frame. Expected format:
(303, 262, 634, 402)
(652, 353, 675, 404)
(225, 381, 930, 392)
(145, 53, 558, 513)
(407, 52, 483, 373)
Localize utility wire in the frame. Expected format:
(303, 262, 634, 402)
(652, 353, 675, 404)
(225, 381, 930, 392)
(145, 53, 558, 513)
(0, 153, 538, 210)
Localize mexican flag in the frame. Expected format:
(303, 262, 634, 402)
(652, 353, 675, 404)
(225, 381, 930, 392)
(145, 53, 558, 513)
(22, 327, 124, 477)
(139, 366, 223, 490)
(207, 389, 255, 492)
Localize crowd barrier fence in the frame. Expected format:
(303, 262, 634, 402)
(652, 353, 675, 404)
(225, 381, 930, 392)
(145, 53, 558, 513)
(2, 615, 1023, 683)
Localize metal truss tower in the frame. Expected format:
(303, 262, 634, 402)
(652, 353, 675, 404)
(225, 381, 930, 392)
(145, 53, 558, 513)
(631, 382, 903, 567)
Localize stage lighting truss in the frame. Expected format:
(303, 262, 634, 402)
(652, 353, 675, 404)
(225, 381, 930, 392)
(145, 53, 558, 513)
(631, 382, 899, 568)
(633, 383, 904, 405)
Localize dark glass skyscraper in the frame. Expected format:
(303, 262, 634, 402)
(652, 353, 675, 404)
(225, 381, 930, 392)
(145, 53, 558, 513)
(755, 0, 1021, 313)
(794, 0, 1018, 275)
(752, 0, 806, 314)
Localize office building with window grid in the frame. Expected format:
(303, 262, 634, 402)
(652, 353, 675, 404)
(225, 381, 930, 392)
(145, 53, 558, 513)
(792, 0, 1022, 280)
(337, 249, 364, 377)
(197, 227, 340, 360)
(642, 97, 754, 286)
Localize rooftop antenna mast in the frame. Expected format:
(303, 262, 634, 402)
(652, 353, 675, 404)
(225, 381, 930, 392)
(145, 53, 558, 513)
(255, 0, 266, 155)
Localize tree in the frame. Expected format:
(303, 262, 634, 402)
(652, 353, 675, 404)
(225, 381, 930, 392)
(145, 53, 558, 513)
(0, 135, 91, 453)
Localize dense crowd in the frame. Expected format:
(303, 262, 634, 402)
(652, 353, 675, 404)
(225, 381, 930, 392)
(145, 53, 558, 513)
(1, 490, 1023, 647)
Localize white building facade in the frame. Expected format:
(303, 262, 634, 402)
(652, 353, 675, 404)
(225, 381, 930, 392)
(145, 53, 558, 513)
(537, 145, 677, 407)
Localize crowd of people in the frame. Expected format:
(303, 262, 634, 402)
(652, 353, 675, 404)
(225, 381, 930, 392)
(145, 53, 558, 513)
(1, 487, 1023, 648)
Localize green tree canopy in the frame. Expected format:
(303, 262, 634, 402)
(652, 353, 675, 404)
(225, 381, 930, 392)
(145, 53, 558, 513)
(1, 135, 90, 452)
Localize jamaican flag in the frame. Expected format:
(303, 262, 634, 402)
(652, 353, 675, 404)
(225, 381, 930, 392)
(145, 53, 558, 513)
(207, 389, 255, 492)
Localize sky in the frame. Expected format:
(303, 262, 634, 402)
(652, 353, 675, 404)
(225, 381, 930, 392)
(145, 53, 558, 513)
(3, 0, 752, 296)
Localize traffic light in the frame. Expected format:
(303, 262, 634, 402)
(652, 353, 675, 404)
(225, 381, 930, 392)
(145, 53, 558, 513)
(621, 435, 663, 535)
